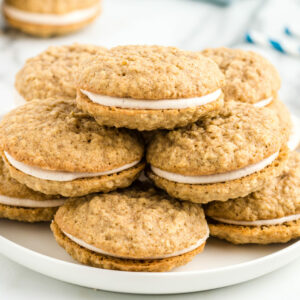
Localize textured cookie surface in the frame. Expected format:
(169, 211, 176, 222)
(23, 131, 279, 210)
(268, 97, 292, 136)
(147, 147, 288, 203)
(54, 183, 208, 259)
(206, 151, 300, 221)
(5, 0, 100, 14)
(0, 98, 143, 172)
(201, 47, 280, 103)
(15, 44, 106, 101)
(78, 45, 225, 99)
(51, 221, 205, 272)
(0, 158, 62, 201)
(147, 101, 286, 175)
(208, 219, 300, 244)
(5, 159, 145, 197)
(0, 204, 57, 222)
(77, 92, 224, 131)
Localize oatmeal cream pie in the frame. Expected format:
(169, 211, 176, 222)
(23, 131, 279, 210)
(0, 158, 65, 222)
(14, 44, 106, 106)
(51, 183, 209, 272)
(201, 47, 280, 107)
(76, 45, 225, 131)
(205, 151, 300, 244)
(147, 101, 288, 204)
(0, 99, 144, 197)
(3, 0, 101, 37)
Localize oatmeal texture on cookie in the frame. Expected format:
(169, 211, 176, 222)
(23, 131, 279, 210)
(54, 184, 208, 259)
(146, 147, 288, 203)
(15, 44, 107, 101)
(78, 45, 225, 99)
(51, 220, 205, 272)
(5, 0, 100, 14)
(202, 47, 280, 103)
(206, 151, 300, 221)
(147, 101, 287, 175)
(208, 219, 300, 244)
(0, 98, 143, 172)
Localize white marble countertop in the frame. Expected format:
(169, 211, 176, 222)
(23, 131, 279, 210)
(0, 0, 300, 298)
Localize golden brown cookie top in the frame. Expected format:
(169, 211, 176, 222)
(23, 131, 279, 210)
(206, 151, 300, 221)
(0, 99, 144, 172)
(15, 44, 107, 101)
(5, 0, 100, 13)
(77, 45, 225, 100)
(55, 183, 208, 259)
(201, 47, 280, 103)
(0, 158, 62, 201)
(147, 101, 287, 175)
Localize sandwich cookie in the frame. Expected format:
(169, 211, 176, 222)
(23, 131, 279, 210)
(202, 48, 293, 141)
(3, 0, 101, 37)
(15, 44, 106, 105)
(205, 151, 300, 244)
(51, 183, 209, 272)
(147, 101, 288, 204)
(0, 158, 65, 222)
(76, 45, 225, 131)
(201, 47, 280, 106)
(0, 99, 144, 197)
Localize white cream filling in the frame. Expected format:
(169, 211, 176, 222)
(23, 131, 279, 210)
(3, 3, 100, 25)
(0, 195, 65, 208)
(288, 115, 300, 151)
(13, 89, 27, 107)
(63, 226, 209, 260)
(80, 89, 222, 110)
(151, 151, 279, 184)
(253, 97, 273, 108)
(4, 152, 140, 182)
(211, 214, 300, 226)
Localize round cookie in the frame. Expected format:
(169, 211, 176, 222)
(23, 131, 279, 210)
(146, 101, 288, 204)
(3, 0, 101, 37)
(201, 47, 280, 106)
(76, 45, 225, 131)
(51, 183, 209, 272)
(0, 98, 144, 197)
(205, 151, 300, 244)
(15, 44, 106, 105)
(0, 158, 64, 222)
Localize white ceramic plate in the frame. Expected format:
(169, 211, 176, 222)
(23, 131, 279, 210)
(1, 219, 300, 294)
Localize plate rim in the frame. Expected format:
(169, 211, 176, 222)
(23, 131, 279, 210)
(1, 231, 300, 285)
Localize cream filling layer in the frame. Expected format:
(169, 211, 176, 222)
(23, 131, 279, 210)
(3, 3, 100, 25)
(4, 152, 140, 182)
(13, 89, 27, 107)
(151, 151, 279, 184)
(63, 226, 209, 260)
(253, 97, 273, 108)
(80, 89, 222, 110)
(211, 214, 300, 226)
(0, 195, 65, 208)
(288, 115, 300, 151)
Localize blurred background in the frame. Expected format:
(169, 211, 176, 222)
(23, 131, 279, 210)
(0, 0, 299, 115)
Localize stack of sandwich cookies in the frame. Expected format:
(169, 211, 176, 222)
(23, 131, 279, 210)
(147, 101, 288, 204)
(14, 44, 106, 106)
(0, 98, 144, 197)
(51, 183, 209, 272)
(0, 158, 65, 222)
(3, 0, 101, 37)
(202, 47, 293, 143)
(76, 45, 225, 131)
(205, 151, 300, 244)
